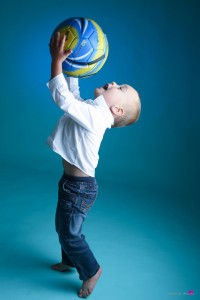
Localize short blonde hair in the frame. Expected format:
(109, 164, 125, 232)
(112, 92, 141, 128)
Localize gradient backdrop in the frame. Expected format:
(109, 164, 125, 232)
(0, 0, 199, 299)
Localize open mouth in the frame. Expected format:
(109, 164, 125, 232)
(103, 83, 109, 90)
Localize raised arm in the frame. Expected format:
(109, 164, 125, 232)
(66, 77, 84, 102)
(49, 32, 84, 101)
(48, 32, 112, 133)
(49, 31, 72, 79)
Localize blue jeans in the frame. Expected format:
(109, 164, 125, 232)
(55, 173, 100, 281)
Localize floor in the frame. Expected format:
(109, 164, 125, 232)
(0, 166, 199, 300)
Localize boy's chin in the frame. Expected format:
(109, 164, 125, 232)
(94, 87, 103, 98)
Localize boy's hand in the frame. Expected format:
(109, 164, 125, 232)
(49, 31, 72, 63)
(49, 31, 72, 79)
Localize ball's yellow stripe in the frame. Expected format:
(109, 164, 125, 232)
(59, 18, 108, 77)
(58, 26, 79, 50)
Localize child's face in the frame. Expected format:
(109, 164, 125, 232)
(94, 82, 138, 108)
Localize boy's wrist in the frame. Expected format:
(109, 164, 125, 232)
(51, 60, 63, 79)
(51, 58, 63, 66)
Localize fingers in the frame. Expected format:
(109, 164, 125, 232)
(48, 30, 72, 61)
(49, 31, 69, 51)
(64, 49, 73, 57)
(49, 31, 60, 48)
(56, 31, 61, 47)
(60, 33, 67, 49)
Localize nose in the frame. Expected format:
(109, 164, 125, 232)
(111, 81, 117, 87)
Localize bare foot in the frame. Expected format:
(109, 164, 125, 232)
(51, 262, 72, 272)
(78, 266, 102, 298)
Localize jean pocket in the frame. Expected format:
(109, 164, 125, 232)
(59, 199, 73, 212)
(80, 193, 97, 214)
(58, 184, 76, 213)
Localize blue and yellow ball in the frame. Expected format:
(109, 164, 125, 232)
(52, 17, 109, 78)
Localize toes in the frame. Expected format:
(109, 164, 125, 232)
(78, 289, 90, 298)
(51, 263, 70, 272)
(78, 289, 85, 298)
(78, 289, 83, 298)
(82, 290, 87, 298)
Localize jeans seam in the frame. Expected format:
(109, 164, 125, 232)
(57, 174, 99, 281)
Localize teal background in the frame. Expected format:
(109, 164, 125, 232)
(0, 0, 199, 299)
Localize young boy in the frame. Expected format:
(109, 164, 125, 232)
(47, 32, 141, 298)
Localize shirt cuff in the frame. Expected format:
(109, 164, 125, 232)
(46, 73, 67, 92)
(66, 76, 78, 87)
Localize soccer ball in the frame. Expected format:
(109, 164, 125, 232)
(51, 17, 109, 78)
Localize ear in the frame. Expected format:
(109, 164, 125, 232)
(110, 105, 124, 116)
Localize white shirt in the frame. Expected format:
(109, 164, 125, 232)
(47, 73, 114, 177)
